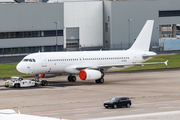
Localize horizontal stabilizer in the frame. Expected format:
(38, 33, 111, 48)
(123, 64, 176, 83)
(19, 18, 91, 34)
(143, 53, 175, 58)
(135, 60, 168, 66)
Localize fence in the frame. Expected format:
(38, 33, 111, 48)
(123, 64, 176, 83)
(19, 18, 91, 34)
(164, 39, 180, 51)
(0, 42, 163, 57)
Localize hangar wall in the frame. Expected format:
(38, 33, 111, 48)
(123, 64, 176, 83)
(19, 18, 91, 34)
(0, 3, 64, 51)
(0, 0, 180, 55)
(64, 1, 103, 48)
(104, 0, 180, 50)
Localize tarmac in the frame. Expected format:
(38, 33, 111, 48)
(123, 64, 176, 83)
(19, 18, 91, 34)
(0, 69, 180, 120)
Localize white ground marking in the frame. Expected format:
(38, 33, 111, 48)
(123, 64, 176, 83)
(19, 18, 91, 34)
(82, 111, 180, 120)
(131, 109, 145, 111)
(103, 111, 117, 114)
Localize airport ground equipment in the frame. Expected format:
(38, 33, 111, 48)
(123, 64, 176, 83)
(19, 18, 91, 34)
(4, 76, 48, 88)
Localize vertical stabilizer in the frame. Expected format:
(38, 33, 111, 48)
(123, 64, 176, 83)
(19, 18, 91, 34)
(129, 20, 154, 51)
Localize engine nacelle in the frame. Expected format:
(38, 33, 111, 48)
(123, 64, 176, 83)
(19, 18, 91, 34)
(79, 69, 102, 80)
(39, 74, 60, 78)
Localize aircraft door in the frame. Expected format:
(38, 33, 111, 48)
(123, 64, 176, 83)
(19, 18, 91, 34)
(131, 52, 136, 64)
(40, 55, 47, 67)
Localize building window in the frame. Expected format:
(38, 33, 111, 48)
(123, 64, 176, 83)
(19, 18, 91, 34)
(3, 33, 7, 38)
(0, 30, 63, 39)
(105, 23, 108, 32)
(159, 10, 180, 17)
(108, 16, 110, 21)
(0, 33, 3, 39)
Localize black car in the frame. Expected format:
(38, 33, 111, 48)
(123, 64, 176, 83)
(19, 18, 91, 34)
(104, 97, 131, 109)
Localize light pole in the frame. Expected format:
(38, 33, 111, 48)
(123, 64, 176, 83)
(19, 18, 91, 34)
(54, 22, 59, 51)
(127, 19, 132, 48)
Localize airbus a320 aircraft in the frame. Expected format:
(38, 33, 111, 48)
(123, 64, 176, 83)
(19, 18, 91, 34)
(16, 20, 168, 83)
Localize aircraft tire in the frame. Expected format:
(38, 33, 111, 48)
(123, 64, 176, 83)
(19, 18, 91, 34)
(95, 80, 99, 83)
(95, 78, 104, 84)
(71, 76, 76, 82)
(68, 76, 72, 82)
(99, 78, 104, 83)
(41, 80, 48, 86)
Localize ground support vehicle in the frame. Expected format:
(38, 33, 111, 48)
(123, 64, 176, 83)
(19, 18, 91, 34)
(4, 76, 48, 88)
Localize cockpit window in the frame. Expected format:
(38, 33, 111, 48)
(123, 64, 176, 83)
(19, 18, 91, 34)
(23, 58, 36, 62)
(23, 59, 29, 62)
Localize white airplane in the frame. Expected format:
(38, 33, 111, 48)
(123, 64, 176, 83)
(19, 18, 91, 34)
(0, 109, 67, 120)
(16, 20, 168, 83)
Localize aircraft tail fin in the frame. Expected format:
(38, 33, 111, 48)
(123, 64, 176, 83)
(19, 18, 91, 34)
(129, 20, 154, 51)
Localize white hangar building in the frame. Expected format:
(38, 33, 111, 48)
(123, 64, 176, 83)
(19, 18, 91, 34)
(0, 0, 180, 55)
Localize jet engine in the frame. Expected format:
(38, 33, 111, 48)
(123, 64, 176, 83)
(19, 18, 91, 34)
(39, 74, 60, 78)
(79, 69, 102, 80)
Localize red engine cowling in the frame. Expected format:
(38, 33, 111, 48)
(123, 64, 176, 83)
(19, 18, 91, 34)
(79, 69, 102, 80)
(39, 74, 59, 78)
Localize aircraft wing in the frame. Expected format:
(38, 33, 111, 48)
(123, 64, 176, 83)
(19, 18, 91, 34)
(76, 60, 168, 70)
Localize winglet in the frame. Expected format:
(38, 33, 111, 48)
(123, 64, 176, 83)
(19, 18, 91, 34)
(164, 60, 168, 66)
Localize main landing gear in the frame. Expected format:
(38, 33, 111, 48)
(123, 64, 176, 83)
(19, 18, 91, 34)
(95, 78, 104, 83)
(68, 75, 76, 82)
(95, 71, 104, 84)
(67, 71, 104, 83)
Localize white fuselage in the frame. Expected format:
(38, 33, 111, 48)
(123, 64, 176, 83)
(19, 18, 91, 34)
(16, 50, 152, 75)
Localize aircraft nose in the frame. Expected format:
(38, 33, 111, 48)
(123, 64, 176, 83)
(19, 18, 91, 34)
(16, 62, 26, 74)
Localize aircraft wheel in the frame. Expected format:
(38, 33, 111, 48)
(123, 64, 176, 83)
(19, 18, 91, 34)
(68, 76, 72, 82)
(44, 80, 48, 86)
(41, 80, 48, 86)
(95, 80, 99, 83)
(99, 78, 104, 83)
(71, 76, 76, 82)
(95, 78, 104, 84)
